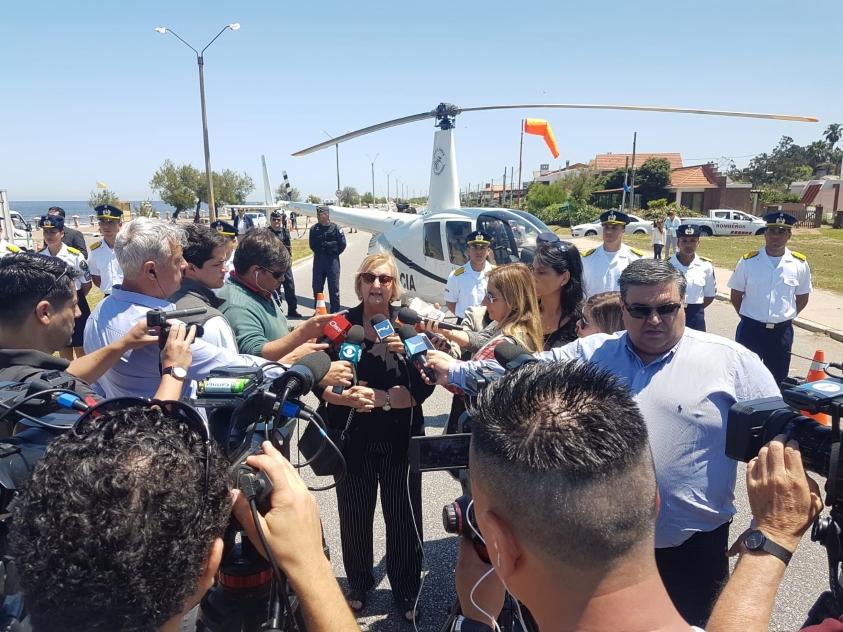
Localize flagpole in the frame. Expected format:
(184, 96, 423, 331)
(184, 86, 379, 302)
(620, 156, 629, 212)
(517, 119, 524, 209)
(629, 131, 638, 210)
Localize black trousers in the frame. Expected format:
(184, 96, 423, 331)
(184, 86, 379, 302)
(282, 268, 298, 313)
(684, 303, 706, 332)
(312, 256, 341, 313)
(735, 316, 794, 386)
(655, 522, 730, 627)
(335, 441, 423, 603)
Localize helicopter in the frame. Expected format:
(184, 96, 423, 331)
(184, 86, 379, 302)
(286, 102, 816, 305)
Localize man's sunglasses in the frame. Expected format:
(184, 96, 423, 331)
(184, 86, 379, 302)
(623, 302, 682, 319)
(260, 266, 286, 280)
(75, 398, 211, 513)
(359, 272, 394, 285)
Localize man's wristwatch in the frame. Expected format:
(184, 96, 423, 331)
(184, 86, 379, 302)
(382, 389, 392, 411)
(162, 366, 188, 381)
(744, 529, 792, 565)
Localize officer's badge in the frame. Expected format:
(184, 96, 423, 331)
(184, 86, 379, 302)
(775, 215, 786, 225)
(607, 212, 617, 223)
(684, 226, 695, 235)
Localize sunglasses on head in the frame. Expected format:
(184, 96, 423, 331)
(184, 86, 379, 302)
(623, 302, 682, 319)
(260, 266, 285, 280)
(75, 397, 211, 513)
(359, 272, 394, 285)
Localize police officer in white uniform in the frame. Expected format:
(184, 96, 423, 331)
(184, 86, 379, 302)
(38, 214, 93, 360)
(87, 204, 124, 296)
(727, 212, 811, 386)
(668, 224, 716, 332)
(580, 210, 644, 298)
(444, 230, 495, 323)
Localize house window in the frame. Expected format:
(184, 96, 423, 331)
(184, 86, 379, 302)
(681, 192, 704, 211)
(423, 222, 444, 260)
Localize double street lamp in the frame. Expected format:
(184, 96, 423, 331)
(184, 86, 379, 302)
(154, 23, 240, 223)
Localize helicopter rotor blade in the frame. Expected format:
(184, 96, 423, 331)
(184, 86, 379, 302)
(459, 103, 818, 123)
(292, 110, 438, 156)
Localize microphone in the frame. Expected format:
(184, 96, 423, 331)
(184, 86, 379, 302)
(397, 325, 437, 382)
(370, 313, 396, 342)
(319, 313, 352, 346)
(397, 307, 462, 331)
(271, 351, 332, 403)
(493, 341, 538, 372)
(333, 325, 364, 394)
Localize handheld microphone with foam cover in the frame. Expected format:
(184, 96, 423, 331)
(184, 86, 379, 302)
(370, 313, 396, 342)
(397, 324, 437, 382)
(333, 325, 365, 394)
(271, 351, 332, 404)
(493, 341, 538, 372)
(397, 307, 462, 331)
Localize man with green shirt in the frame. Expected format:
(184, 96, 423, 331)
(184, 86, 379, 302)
(219, 228, 336, 360)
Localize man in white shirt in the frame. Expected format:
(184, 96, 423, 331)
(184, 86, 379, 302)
(580, 210, 644, 298)
(87, 204, 124, 296)
(664, 208, 682, 258)
(668, 224, 716, 331)
(444, 230, 495, 322)
(727, 212, 811, 386)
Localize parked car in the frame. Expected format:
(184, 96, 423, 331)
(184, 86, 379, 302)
(570, 213, 653, 238)
(681, 209, 766, 236)
(244, 211, 267, 229)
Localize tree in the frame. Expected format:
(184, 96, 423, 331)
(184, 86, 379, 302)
(635, 158, 671, 207)
(360, 192, 374, 205)
(306, 194, 322, 204)
(212, 170, 254, 206)
(274, 185, 302, 202)
(149, 160, 202, 220)
(525, 181, 568, 214)
(89, 188, 120, 209)
(339, 186, 359, 206)
(602, 168, 627, 191)
(824, 123, 842, 148)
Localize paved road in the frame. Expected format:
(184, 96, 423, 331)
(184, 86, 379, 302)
(286, 230, 843, 631)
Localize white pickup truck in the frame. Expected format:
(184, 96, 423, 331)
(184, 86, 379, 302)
(681, 209, 766, 237)
(0, 190, 35, 250)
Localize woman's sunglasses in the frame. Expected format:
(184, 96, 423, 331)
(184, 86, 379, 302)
(75, 398, 211, 512)
(359, 272, 394, 285)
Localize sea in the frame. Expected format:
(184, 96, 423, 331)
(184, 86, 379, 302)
(10, 201, 178, 223)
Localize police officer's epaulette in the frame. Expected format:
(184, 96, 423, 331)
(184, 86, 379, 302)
(630, 247, 645, 257)
(582, 248, 596, 257)
(742, 250, 759, 260)
(699, 255, 712, 263)
(453, 266, 465, 277)
(791, 251, 807, 262)
(4, 244, 20, 253)
(67, 246, 82, 256)
(90, 240, 102, 251)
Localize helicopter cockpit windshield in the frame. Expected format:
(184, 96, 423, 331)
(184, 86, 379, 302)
(476, 211, 547, 266)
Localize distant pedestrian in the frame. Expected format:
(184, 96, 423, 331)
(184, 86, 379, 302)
(651, 218, 665, 259)
(233, 207, 254, 235)
(38, 215, 92, 360)
(664, 209, 681, 258)
(47, 206, 88, 258)
(669, 224, 716, 332)
(309, 206, 346, 313)
(727, 212, 811, 386)
(269, 210, 300, 317)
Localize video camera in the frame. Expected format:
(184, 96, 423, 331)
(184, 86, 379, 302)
(727, 366, 843, 625)
(146, 307, 206, 348)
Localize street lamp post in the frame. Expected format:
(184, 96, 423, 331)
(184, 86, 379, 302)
(155, 23, 240, 223)
(367, 154, 379, 206)
(385, 169, 395, 206)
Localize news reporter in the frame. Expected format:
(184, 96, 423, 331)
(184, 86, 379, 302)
(318, 253, 434, 621)
(531, 233, 584, 348)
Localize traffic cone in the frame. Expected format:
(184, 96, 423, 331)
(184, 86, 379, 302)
(314, 293, 328, 315)
(802, 350, 831, 426)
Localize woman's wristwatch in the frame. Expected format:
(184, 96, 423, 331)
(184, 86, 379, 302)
(381, 389, 392, 411)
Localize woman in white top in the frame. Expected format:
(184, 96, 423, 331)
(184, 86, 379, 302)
(651, 218, 666, 259)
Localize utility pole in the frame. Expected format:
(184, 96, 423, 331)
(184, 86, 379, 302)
(630, 132, 638, 210)
(367, 154, 379, 205)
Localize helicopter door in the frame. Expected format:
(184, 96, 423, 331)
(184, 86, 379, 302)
(408, 220, 451, 301)
(445, 220, 471, 266)
(476, 214, 517, 265)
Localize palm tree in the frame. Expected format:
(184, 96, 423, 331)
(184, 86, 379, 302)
(824, 123, 842, 148)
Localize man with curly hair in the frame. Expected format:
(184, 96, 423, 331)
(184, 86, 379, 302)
(12, 406, 358, 632)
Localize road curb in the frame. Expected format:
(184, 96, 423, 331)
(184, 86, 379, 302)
(714, 292, 843, 342)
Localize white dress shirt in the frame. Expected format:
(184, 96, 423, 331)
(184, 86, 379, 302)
(87, 239, 123, 294)
(581, 243, 643, 298)
(444, 261, 494, 318)
(38, 244, 91, 290)
(727, 247, 811, 323)
(669, 254, 716, 305)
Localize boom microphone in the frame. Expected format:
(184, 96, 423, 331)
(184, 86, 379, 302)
(493, 341, 538, 371)
(397, 325, 437, 382)
(397, 307, 462, 331)
(333, 325, 364, 394)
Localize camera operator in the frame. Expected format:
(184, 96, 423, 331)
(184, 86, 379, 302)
(0, 253, 192, 406)
(461, 360, 691, 631)
(428, 259, 781, 626)
(12, 406, 358, 632)
(707, 436, 823, 632)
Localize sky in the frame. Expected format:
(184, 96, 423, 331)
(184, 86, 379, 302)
(2, 0, 840, 202)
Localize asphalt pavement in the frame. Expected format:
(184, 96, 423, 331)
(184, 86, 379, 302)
(286, 230, 843, 632)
